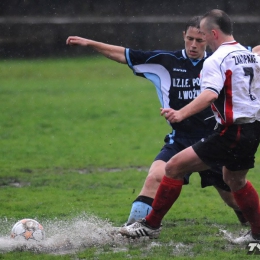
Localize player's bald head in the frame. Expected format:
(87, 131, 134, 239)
(200, 9, 233, 36)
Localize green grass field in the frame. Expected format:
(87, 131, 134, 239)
(0, 56, 260, 259)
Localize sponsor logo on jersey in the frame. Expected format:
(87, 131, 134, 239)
(178, 89, 201, 100)
(173, 77, 201, 88)
(173, 77, 201, 100)
(173, 68, 187, 72)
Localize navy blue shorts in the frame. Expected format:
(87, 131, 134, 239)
(193, 121, 260, 171)
(154, 131, 230, 191)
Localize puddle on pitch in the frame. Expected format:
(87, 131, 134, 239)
(0, 214, 129, 255)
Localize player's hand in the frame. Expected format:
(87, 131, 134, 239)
(160, 108, 183, 123)
(66, 36, 89, 46)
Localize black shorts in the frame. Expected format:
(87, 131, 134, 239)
(192, 121, 260, 171)
(154, 132, 230, 191)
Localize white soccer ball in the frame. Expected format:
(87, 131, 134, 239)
(11, 218, 45, 242)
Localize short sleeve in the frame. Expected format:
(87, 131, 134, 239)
(200, 57, 224, 95)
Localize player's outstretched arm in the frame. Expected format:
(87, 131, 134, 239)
(252, 45, 260, 56)
(66, 36, 126, 64)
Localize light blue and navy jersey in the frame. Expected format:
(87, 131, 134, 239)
(125, 48, 216, 138)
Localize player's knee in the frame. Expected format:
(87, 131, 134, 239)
(223, 172, 236, 187)
(223, 175, 245, 192)
(146, 162, 166, 184)
(222, 174, 230, 186)
(165, 160, 178, 177)
(145, 170, 163, 186)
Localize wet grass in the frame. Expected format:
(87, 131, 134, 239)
(0, 57, 260, 259)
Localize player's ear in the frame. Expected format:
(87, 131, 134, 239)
(252, 45, 260, 56)
(212, 29, 218, 39)
(183, 31, 186, 41)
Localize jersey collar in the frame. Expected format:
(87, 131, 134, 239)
(221, 41, 238, 46)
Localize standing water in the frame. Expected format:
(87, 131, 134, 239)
(0, 214, 133, 255)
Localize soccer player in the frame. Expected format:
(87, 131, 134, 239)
(119, 9, 260, 244)
(66, 16, 247, 228)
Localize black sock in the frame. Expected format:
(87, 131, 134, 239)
(234, 209, 248, 224)
(133, 195, 154, 206)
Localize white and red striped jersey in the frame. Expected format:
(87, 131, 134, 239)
(201, 41, 260, 125)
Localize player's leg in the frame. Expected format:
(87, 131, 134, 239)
(145, 146, 209, 227)
(139, 160, 166, 198)
(165, 146, 209, 179)
(213, 186, 248, 225)
(223, 167, 260, 241)
(213, 186, 238, 209)
(124, 134, 183, 226)
(119, 146, 209, 238)
(125, 160, 166, 225)
(125, 140, 208, 228)
(225, 121, 260, 242)
(198, 169, 247, 225)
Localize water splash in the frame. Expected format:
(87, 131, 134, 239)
(219, 229, 235, 242)
(219, 228, 248, 245)
(0, 214, 131, 255)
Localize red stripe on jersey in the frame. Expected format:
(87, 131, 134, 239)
(211, 103, 225, 123)
(222, 41, 238, 46)
(224, 70, 233, 125)
(220, 126, 228, 136)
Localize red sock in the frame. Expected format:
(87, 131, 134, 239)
(145, 176, 183, 228)
(233, 181, 260, 236)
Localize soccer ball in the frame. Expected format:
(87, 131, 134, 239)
(11, 218, 45, 242)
